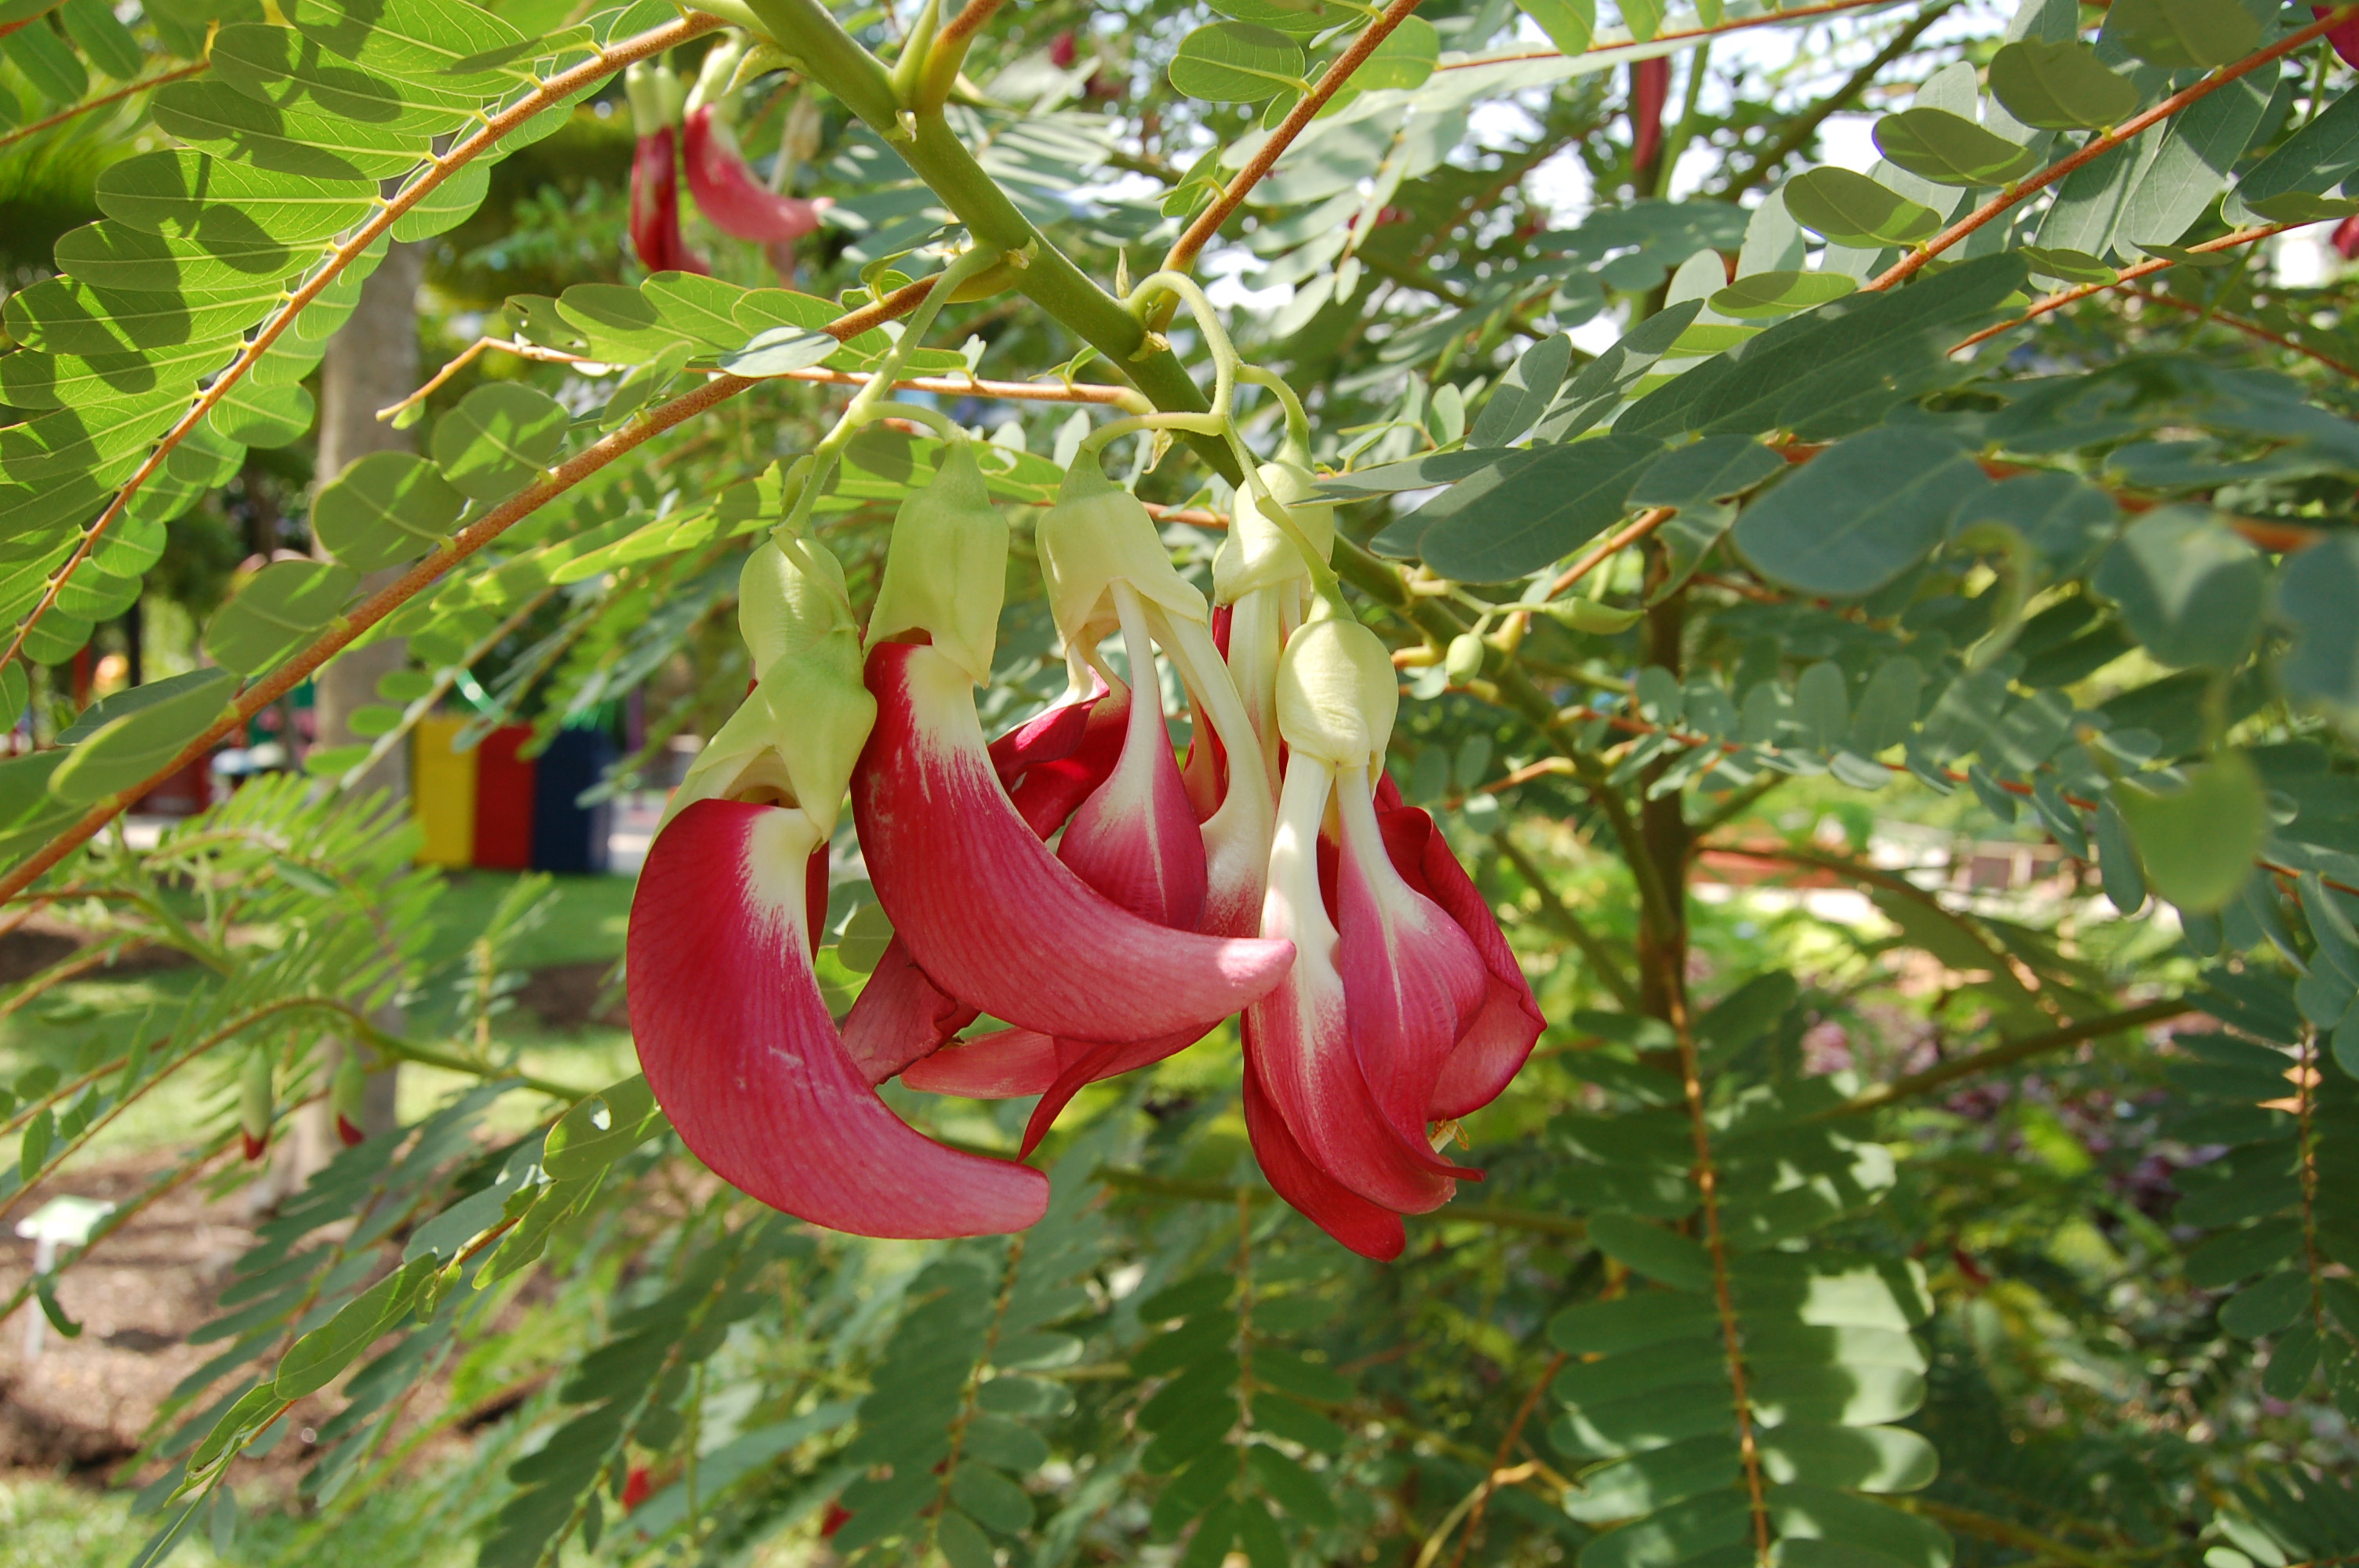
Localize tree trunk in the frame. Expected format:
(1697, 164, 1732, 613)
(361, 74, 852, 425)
(301, 240, 427, 1167)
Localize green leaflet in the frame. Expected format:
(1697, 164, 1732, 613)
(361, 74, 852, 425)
(2114, 72, 2270, 252)
(1872, 107, 2038, 187)
(311, 450, 467, 571)
(1708, 269, 1856, 319)
(1781, 166, 1943, 248)
(3, 274, 280, 356)
(96, 151, 380, 245)
(1467, 332, 1572, 448)
(208, 21, 471, 132)
(2113, 756, 2266, 913)
(1986, 38, 2140, 129)
(1515, 0, 1594, 54)
(0, 337, 231, 413)
(2, 15, 88, 106)
(2239, 87, 2359, 205)
(2276, 532, 2359, 728)
(151, 78, 434, 181)
(202, 559, 360, 676)
(46, 669, 238, 805)
(429, 383, 569, 503)
(1169, 22, 1305, 103)
(289, 0, 534, 109)
(0, 397, 185, 490)
(209, 380, 316, 449)
(2102, 0, 2259, 70)
(1391, 433, 1664, 583)
(2091, 505, 2263, 670)
(56, 0, 143, 80)
(388, 161, 492, 241)
(50, 220, 301, 297)
(1734, 426, 1983, 597)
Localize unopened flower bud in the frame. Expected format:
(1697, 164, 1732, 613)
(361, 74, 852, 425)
(1038, 460, 1206, 652)
(867, 441, 1009, 687)
(1214, 459, 1335, 604)
(332, 1050, 368, 1148)
(239, 1048, 274, 1162)
(1445, 631, 1485, 682)
(1277, 615, 1398, 769)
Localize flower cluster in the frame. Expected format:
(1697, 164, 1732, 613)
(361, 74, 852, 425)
(627, 389, 1541, 1258)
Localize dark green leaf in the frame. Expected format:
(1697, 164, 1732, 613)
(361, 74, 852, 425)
(2113, 755, 2266, 914)
(1874, 107, 2039, 186)
(1735, 426, 1980, 597)
(202, 560, 358, 676)
(2092, 506, 2262, 669)
(1783, 167, 1943, 247)
(1169, 22, 1303, 103)
(47, 668, 237, 804)
(1987, 39, 2140, 130)
(2103, 0, 2258, 69)
(431, 383, 567, 503)
(1406, 433, 1663, 582)
(311, 450, 465, 571)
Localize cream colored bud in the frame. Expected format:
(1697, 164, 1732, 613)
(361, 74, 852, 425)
(866, 441, 1009, 686)
(1276, 616, 1398, 769)
(1038, 461, 1206, 654)
(1213, 460, 1336, 604)
(740, 535, 856, 671)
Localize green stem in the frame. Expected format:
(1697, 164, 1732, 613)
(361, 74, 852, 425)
(779, 242, 1005, 535)
(738, 0, 1241, 479)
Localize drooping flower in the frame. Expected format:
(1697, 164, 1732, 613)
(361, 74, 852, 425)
(1631, 56, 1670, 176)
(2335, 212, 2359, 262)
(683, 37, 834, 249)
(627, 533, 1048, 1238)
(238, 1047, 273, 1162)
(886, 457, 1289, 1151)
(849, 442, 1295, 1052)
(1243, 615, 1479, 1236)
(1212, 444, 1336, 788)
(625, 62, 709, 277)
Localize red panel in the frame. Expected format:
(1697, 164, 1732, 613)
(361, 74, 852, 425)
(473, 726, 537, 870)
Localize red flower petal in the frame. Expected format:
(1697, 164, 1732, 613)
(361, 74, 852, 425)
(1056, 589, 1207, 929)
(900, 1027, 1062, 1096)
(1335, 765, 1488, 1145)
(839, 935, 978, 1084)
(684, 104, 834, 243)
(853, 641, 1294, 1044)
(1372, 799, 1546, 1120)
(1241, 1056, 1405, 1261)
(1245, 760, 1466, 1214)
(629, 797, 1047, 1237)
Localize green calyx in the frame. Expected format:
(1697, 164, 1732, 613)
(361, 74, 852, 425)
(670, 536, 878, 838)
(1213, 458, 1334, 604)
(1038, 459, 1207, 656)
(1275, 614, 1398, 771)
(867, 440, 1009, 687)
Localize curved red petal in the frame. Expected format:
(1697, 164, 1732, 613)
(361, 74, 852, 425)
(1016, 1021, 1211, 1159)
(1241, 1056, 1405, 1261)
(900, 1027, 1062, 1096)
(628, 131, 675, 272)
(629, 797, 1047, 1237)
(1336, 769, 1488, 1147)
(996, 681, 1126, 837)
(1375, 803, 1545, 1119)
(853, 642, 1293, 1044)
(1057, 597, 1207, 929)
(840, 934, 979, 1084)
(1247, 761, 1466, 1214)
(685, 105, 832, 243)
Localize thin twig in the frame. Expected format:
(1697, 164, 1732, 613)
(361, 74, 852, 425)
(1445, 1352, 1568, 1568)
(0, 60, 210, 153)
(1949, 221, 2297, 354)
(1823, 997, 2189, 1117)
(2115, 285, 2359, 379)
(1547, 506, 1677, 599)
(1872, 8, 2356, 290)
(1165, 0, 1430, 274)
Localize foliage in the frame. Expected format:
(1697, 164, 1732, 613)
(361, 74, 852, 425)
(4, 0, 2359, 1563)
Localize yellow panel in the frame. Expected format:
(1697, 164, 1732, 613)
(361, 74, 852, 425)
(412, 715, 478, 868)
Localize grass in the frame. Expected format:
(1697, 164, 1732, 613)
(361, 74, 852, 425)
(0, 1474, 483, 1568)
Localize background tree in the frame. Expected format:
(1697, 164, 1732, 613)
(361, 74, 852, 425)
(0, 0, 2356, 1564)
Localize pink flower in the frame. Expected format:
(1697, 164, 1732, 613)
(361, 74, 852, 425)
(684, 103, 834, 245)
(626, 536, 1047, 1238)
(624, 63, 708, 276)
(849, 445, 1293, 1050)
